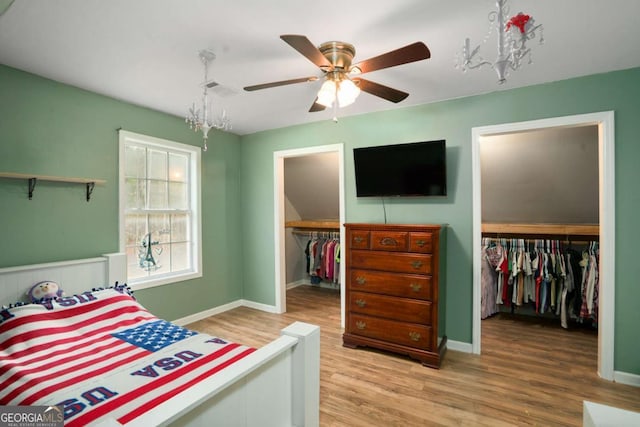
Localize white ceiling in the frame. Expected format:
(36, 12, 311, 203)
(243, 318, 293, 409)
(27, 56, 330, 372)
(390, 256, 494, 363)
(1, 0, 639, 136)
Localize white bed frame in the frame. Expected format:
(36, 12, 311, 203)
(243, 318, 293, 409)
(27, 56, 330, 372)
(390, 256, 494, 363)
(0, 254, 320, 427)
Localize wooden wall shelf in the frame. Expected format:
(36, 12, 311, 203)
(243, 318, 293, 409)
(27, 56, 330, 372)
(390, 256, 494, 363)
(0, 172, 106, 201)
(285, 220, 340, 230)
(482, 223, 599, 237)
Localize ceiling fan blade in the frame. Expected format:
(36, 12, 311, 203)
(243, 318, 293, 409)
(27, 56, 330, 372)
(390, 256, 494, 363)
(353, 78, 409, 103)
(309, 98, 326, 112)
(244, 76, 318, 91)
(351, 42, 430, 74)
(280, 34, 333, 69)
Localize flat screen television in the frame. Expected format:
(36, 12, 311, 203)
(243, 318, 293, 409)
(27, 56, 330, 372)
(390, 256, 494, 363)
(353, 140, 447, 197)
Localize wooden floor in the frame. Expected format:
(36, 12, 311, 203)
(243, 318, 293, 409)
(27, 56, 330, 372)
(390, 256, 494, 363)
(188, 285, 640, 426)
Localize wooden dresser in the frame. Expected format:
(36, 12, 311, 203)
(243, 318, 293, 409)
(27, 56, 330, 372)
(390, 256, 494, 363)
(342, 223, 446, 368)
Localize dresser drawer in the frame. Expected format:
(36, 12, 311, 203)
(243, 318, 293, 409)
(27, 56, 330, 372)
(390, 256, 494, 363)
(350, 269, 432, 300)
(350, 291, 432, 324)
(351, 250, 432, 274)
(348, 314, 433, 351)
(349, 230, 370, 249)
(370, 231, 408, 251)
(409, 232, 433, 253)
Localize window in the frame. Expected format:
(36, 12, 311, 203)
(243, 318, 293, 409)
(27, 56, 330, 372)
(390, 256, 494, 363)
(119, 130, 201, 290)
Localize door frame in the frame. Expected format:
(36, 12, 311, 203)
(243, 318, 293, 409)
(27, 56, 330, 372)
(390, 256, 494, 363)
(273, 143, 346, 326)
(471, 111, 615, 380)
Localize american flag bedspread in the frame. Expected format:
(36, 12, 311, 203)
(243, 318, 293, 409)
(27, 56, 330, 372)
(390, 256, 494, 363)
(0, 286, 255, 426)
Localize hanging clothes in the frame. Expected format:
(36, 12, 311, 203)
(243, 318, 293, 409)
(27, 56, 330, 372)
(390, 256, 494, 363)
(481, 237, 500, 319)
(303, 231, 341, 286)
(480, 237, 599, 328)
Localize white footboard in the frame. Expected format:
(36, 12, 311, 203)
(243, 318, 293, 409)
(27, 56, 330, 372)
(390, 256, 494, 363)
(103, 322, 320, 427)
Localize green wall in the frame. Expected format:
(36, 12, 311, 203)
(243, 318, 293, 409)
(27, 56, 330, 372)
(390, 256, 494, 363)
(240, 67, 640, 375)
(0, 65, 244, 320)
(2, 63, 639, 375)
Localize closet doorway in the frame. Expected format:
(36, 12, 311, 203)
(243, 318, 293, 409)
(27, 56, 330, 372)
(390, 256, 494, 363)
(471, 111, 615, 380)
(273, 144, 346, 326)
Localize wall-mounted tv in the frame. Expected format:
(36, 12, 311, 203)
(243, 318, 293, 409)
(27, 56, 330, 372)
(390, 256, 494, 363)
(353, 140, 447, 197)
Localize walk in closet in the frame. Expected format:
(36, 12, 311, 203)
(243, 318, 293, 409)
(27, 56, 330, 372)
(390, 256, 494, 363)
(479, 125, 600, 336)
(480, 224, 600, 328)
(288, 223, 341, 288)
(283, 152, 341, 291)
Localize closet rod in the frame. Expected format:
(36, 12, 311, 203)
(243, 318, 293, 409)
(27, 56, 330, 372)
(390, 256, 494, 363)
(291, 229, 339, 237)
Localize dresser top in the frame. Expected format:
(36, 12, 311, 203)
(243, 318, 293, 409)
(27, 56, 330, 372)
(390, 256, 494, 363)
(345, 223, 444, 231)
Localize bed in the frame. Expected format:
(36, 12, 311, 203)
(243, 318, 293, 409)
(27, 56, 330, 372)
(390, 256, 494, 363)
(0, 253, 320, 427)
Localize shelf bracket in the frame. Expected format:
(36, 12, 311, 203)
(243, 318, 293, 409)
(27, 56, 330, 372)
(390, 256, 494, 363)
(28, 177, 37, 200)
(86, 182, 95, 202)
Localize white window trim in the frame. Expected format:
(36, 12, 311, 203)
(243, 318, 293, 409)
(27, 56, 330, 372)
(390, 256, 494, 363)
(118, 130, 202, 291)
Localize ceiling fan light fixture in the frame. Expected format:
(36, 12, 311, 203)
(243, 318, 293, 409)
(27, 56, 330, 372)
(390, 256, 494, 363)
(244, 35, 431, 115)
(316, 74, 361, 109)
(337, 78, 360, 107)
(317, 79, 336, 107)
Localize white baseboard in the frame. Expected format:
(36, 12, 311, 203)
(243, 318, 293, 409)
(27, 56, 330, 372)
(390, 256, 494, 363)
(240, 299, 279, 313)
(174, 299, 280, 326)
(287, 279, 306, 290)
(447, 339, 473, 353)
(614, 370, 640, 387)
(172, 300, 244, 326)
(287, 279, 340, 291)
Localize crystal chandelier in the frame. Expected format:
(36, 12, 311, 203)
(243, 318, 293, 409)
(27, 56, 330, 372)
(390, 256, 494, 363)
(185, 50, 231, 152)
(456, 0, 543, 84)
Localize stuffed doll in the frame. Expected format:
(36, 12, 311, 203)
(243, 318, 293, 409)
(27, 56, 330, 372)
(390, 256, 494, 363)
(27, 281, 64, 303)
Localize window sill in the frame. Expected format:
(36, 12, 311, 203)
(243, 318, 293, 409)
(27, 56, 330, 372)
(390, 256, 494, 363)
(129, 271, 202, 291)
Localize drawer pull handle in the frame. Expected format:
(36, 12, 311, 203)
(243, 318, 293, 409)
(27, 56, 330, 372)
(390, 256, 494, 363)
(409, 283, 422, 292)
(356, 276, 366, 285)
(409, 331, 421, 341)
(356, 321, 366, 330)
(416, 239, 427, 247)
(355, 299, 366, 308)
(354, 236, 364, 243)
(380, 237, 398, 246)
(411, 261, 423, 269)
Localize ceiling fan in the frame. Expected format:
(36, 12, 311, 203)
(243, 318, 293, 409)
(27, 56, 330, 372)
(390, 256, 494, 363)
(243, 35, 431, 113)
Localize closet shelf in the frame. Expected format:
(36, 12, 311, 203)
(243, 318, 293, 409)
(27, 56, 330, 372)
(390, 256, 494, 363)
(482, 223, 599, 237)
(0, 172, 106, 201)
(285, 220, 340, 230)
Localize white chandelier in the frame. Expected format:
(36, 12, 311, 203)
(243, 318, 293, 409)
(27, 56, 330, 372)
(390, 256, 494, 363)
(185, 50, 231, 152)
(457, 0, 543, 84)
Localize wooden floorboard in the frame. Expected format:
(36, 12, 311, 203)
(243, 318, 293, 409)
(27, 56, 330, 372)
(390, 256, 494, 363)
(188, 285, 640, 426)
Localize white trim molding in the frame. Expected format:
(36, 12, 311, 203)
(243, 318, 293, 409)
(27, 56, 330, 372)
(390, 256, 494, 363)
(172, 299, 279, 327)
(613, 371, 640, 388)
(273, 144, 346, 327)
(171, 300, 243, 326)
(471, 111, 615, 381)
(240, 299, 280, 314)
(118, 130, 203, 291)
(447, 340, 473, 353)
